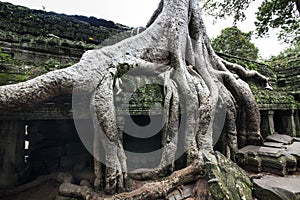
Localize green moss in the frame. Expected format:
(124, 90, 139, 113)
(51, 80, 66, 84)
(129, 83, 163, 111)
(114, 63, 133, 79)
(0, 73, 29, 85)
(14, 74, 29, 82)
(0, 48, 13, 64)
(0, 1, 128, 44)
(43, 59, 75, 71)
(0, 30, 97, 54)
(114, 73, 164, 114)
(36, 36, 46, 44)
(206, 152, 253, 200)
(267, 42, 300, 70)
(251, 84, 297, 107)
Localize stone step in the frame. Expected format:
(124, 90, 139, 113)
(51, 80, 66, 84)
(266, 134, 294, 144)
(236, 141, 300, 175)
(253, 175, 300, 200)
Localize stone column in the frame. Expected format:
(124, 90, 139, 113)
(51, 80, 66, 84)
(260, 110, 275, 138)
(295, 110, 300, 137)
(284, 110, 296, 137)
(267, 111, 275, 136)
(0, 120, 25, 188)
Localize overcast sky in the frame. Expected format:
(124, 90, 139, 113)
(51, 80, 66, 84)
(1, 0, 289, 59)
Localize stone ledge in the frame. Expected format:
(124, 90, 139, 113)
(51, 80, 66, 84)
(253, 175, 300, 200)
(237, 137, 300, 176)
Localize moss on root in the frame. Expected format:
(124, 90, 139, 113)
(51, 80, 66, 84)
(206, 152, 253, 200)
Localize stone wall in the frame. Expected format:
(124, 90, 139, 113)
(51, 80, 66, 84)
(0, 32, 94, 85)
(218, 52, 300, 138)
(26, 120, 92, 178)
(0, 2, 129, 44)
(0, 37, 84, 65)
(0, 119, 93, 188)
(0, 120, 25, 188)
(0, 1, 130, 86)
(276, 65, 300, 101)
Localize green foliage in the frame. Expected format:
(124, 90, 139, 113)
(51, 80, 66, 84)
(115, 63, 133, 79)
(0, 30, 97, 52)
(0, 48, 13, 64)
(267, 41, 300, 69)
(129, 84, 164, 111)
(44, 59, 60, 71)
(202, 0, 300, 44)
(202, 0, 253, 22)
(0, 73, 29, 86)
(212, 26, 259, 60)
(255, 0, 300, 44)
(251, 84, 297, 107)
(114, 75, 164, 114)
(44, 59, 75, 71)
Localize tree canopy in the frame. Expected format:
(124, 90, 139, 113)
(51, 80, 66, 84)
(212, 26, 259, 60)
(202, 0, 300, 44)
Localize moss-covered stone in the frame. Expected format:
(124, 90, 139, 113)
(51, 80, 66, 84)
(204, 152, 253, 200)
(0, 2, 129, 44)
(0, 1, 133, 85)
(250, 84, 298, 107)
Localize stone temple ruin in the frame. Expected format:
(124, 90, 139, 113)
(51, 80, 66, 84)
(0, 2, 299, 199)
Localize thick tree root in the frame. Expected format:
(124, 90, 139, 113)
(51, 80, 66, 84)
(59, 152, 252, 200)
(203, 152, 252, 200)
(60, 161, 201, 200)
(91, 73, 128, 194)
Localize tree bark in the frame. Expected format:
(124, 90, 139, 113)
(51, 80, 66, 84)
(0, 0, 272, 199)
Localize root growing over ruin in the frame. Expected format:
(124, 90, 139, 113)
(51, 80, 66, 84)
(0, 0, 272, 199)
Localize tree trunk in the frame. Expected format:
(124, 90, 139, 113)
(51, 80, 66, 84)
(0, 0, 272, 199)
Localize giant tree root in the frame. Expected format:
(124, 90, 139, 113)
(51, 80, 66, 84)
(59, 152, 252, 200)
(0, 0, 271, 197)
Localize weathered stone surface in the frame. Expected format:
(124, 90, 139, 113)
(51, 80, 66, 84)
(238, 145, 284, 157)
(266, 134, 294, 144)
(237, 143, 300, 175)
(253, 175, 300, 200)
(0, 2, 129, 47)
(263, 142, 285, 148)
(261, 155, 286, 169)
(0, 120, 25, 188)
(286, 142, 300, 158)
(236, 153, 262, 173)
